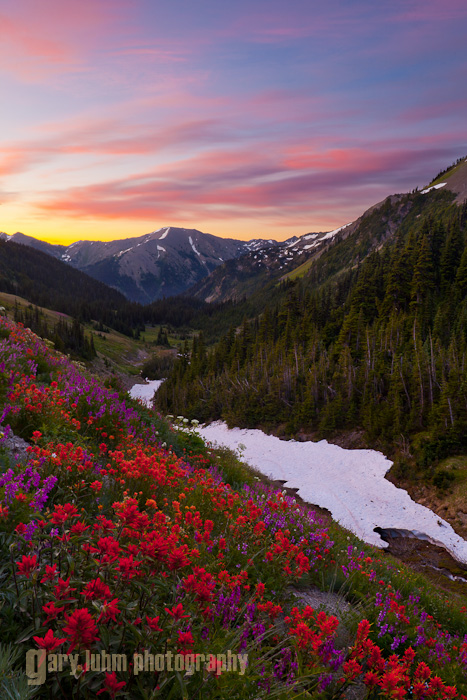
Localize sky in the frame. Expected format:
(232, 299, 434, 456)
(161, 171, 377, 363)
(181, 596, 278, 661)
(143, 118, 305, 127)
(0, 0, 466, 244)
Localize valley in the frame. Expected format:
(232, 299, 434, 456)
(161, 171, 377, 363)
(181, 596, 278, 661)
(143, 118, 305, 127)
(1, 156, 467, 698)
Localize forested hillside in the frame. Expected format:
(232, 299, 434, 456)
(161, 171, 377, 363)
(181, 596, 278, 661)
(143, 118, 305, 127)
(156, 190, 467, 472)
(0, 240, 248, 341)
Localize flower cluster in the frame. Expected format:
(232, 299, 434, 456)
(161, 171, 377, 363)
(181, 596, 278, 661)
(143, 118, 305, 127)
(1, 316, 467, 699)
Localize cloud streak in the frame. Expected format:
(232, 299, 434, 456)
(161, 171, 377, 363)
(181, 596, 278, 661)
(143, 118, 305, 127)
(1, 0, 465, 240)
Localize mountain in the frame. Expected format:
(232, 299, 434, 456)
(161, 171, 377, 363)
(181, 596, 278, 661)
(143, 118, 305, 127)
(0, 238, 136, 334)
(1, 227, 292, 304)
(422, 155, 467, 203)
(3, 156, 466, 305)
(1, 225, 365, 304)
(189, 157, 467, 305)
(188, 196, 405, 303)
(0, 231, 66, 258)
(156, 163, 467, 475)
(61, 227, 272, 303)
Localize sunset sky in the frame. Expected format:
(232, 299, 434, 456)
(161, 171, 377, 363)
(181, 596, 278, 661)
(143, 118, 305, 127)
(1, 0, 466, 244)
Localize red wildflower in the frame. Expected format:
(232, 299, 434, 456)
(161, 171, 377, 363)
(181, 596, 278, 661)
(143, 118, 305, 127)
(94, 516, 117, 533)
(177, 630, 195, 655)
(97, 599, 121, 624)
(254, 521, 266, 535)
(81, 578, 113, 601)
(17, 555, 37, 578)
(414, 662, 431, 681)
(93, 535, 120, 563)
(42, 601, 65, 624)
(41, 564, 58, 583)
(364, 671, 380, 688)
(115, 554, 141, 580)
(50, 503, 79, 525)
(146, 616, 163, 632)
(343, 659, 362, 681)
(97, 672, 126, 698)
(206, 654, 224, 677)
(255, 582, 266, 598)
(70, 521, 90, 535)
(53, 576, 77, 600)
(167, 546, 190, 570)
(33, 629, 66, 652)
(62, 608, 99, 653)
(165, 603, 189, 621)
(316, 611, 339, 636)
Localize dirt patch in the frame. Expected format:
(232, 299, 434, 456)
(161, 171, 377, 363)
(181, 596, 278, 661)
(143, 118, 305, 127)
(288, 585, 352, 620)
(386, 472, 467, 542)
(0, 429, 30, 465)
(379, 533, 467, 595)
(90, 357, 146, 392)
(124, 347, 150, 367)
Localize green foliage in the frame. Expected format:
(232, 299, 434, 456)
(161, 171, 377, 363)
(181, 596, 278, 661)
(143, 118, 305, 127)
(432, 469, 456, 491)
(141, 353, 175, 379)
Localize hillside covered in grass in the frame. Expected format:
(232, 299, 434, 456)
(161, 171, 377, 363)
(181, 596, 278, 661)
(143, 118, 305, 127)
(1, 317, 467, 698)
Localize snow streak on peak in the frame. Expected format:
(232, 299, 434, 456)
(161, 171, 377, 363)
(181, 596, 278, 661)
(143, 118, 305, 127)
(159, 227, 170, 240)
(189, 236, 201, 256)
(321, 222, 352, 240)
(116, 246, 134, 258)
(421, 182, 447, 194)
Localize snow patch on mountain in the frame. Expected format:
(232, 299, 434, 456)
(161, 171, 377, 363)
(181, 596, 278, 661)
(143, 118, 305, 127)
(421, 182, 447, 194)
(321, 222, 352, 240)
(189, 236, 201, 256)
(116, 247, 134, 258)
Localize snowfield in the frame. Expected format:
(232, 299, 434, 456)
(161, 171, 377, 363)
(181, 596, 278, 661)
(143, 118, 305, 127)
(129, 380, 467, 564)
(421, 182, 447, 194)
(129, 379, 165, 403)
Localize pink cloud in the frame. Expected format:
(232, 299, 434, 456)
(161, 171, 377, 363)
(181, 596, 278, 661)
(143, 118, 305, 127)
(0, 116, 236, 180)
(0, 0, 144, 81)
(33, 139, 455, 227)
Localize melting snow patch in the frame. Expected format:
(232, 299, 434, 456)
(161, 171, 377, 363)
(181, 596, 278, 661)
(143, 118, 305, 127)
(159, 227, 170, 240)
(189, 236, 201, 256)
(116, 247, 134, 258)
(157, 245, 166, 253)
(321, 222, 352, 241)
(129, 379, 165, 405)
(421, 183, 447, 194)
(196, 422, 467, 564)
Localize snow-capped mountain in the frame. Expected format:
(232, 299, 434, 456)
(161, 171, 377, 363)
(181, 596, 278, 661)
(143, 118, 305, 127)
(0, 224, 356, 303)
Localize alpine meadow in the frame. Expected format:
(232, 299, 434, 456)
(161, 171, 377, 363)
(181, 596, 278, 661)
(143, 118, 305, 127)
(1, 1, 467, 698)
